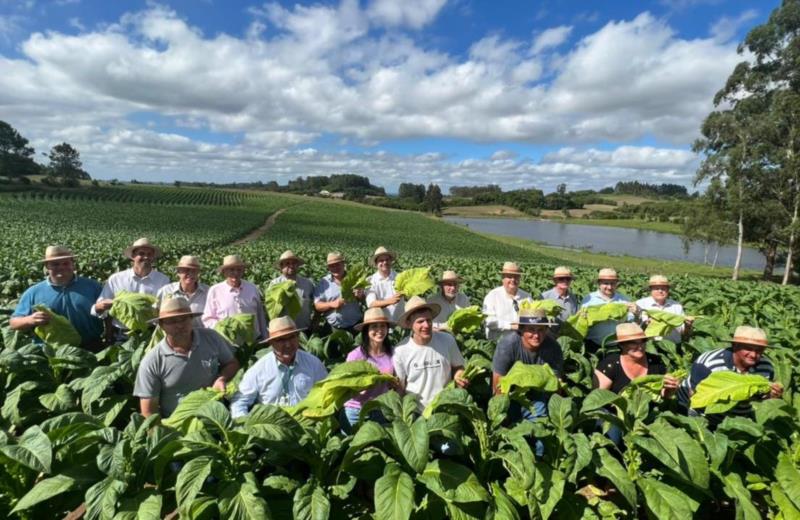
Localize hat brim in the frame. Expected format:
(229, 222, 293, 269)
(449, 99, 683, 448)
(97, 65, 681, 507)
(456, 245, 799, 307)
(369, 251, 397, 267)
(41, 254, 76, 263)
(354, 318, 395, 332)
(728, 337, 768, 348)
(512, 321, 558, 328)
(259, 327, 305, 344)
(275, 258, 304, 269)
(399, 303, 441, 328)
(148, 310, 202, 325)
(606, 334, 649, 346)
(218, 263, 249, 273)
(500, 271, 522, 276)
(438, 278, 463, 284)
(553, 274, 574, 279)
(125, 245, 163, 260)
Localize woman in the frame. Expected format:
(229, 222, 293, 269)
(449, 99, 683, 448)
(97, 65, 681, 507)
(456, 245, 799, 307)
(593, 323, 679, 444)
(342, 307, 395, 430)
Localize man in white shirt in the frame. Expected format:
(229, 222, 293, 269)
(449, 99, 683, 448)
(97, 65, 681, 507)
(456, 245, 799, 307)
(366, 246, 405, 322)
(482, 262, 531, 340)
(156, 255, 208, 328)
(636, 274, 693, 344)
(428, 270, 471, 332)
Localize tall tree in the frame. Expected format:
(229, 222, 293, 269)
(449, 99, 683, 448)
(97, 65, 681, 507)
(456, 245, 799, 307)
(47, 142, 90, 185)
(0, 120, 40, 177)
(424, 183, 443, 215)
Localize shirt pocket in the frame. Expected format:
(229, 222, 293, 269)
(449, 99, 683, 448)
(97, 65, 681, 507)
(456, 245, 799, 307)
(200, 357, 220, 377)
(293, 373, 313, 395)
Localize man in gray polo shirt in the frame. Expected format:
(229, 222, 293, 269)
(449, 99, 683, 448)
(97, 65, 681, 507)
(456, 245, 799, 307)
(134, 297, 240, 418)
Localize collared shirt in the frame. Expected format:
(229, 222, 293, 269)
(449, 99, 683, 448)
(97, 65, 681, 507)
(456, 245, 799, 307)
(678, 347, 774, 417)
(202, 280, 268, 340)
(393, 332, 465, 411)
(482, 286, 532, 340)
(93, 268, 170, 329)
(366, 270, 405, 323)
(133, 328, 235, 417)
(580, 291, 634, 345)
(428, 292, 471, 330)
(636, 296, 684, 344)
(269, 274, 315, 330)
(230, 350, 328, 418)
(313, 273, 363, 329)
(540, 287, 579, 323)
(156, 282, 209, 328)
(13, 276, 103, 344)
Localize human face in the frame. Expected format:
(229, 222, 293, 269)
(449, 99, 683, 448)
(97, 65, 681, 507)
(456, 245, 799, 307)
(368, 322, 389, 346)
(131, 247, 155, 272)
(376, 255, 393, 274)
(554, 277, 572, 292)
(223, 266, 244, 287)
(440, 281, 459, 300)
(620, 340, 646, 360)
(410, 311, 433, 344)
(650, 285, 669, 304)
(46, 258, 75, 285)
(177, 267, 199, 290)
(520, 325, 548, 350)
(161, 315, 194, 344)
(271, 334, 300, 365)
(280, 259, 300, 278)
(732, 343, 766, 370)
(502, 274, 520, 295)
(598, 279, 618, 298)
(328, 261, 345, 278)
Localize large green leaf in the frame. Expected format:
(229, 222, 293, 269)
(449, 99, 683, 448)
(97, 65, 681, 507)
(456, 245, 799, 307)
(718, 471, 761, 520)
(595, 448, 637, 509)
(219, 479, 271, 520)
(395, 267, 436, 297)
(519, 299, 563, 318)
(341, 264, 371, 302)
(176, 455, 213, 514)
(1, 425, 52, 473)
(214, 313, 256, 345)
(644, 309, 686, 338)
(293, 481, 331, 520)
(418, 459, 490, 504)
(11, 473, 80, 513)
(564, 303, 629, 340)
(109, 291, 157, 332)
(637, 476, 700, 519)
(447, 306, 485, 335)
(374, 464, 415, 520)
(162, 388, 224, 429)
(776, 452, 800, 512)
(266, 280, 302, 320)
(643, 420, 710, 489)
(488, 482, 520, 520)
(689, 371, 771, 412)
(498, 362, 559, 394)
(84, 476, 126, 520)
(33, 304, 82, 346)
(392, 418, 429, 474)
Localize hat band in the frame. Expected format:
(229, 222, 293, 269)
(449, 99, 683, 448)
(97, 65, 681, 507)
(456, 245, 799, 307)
(269, 327, 298, 337)
(617, 333, 647, 342)
(518, 317, 552, 326)
(733, 336, 768, 347)
(158, 310, 195, 320)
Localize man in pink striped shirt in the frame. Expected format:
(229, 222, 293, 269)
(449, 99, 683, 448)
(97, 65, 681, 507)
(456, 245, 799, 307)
(202, 255, 268, 341)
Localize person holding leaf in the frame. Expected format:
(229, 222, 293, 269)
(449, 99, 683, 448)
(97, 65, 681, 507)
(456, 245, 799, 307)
(636, 275, 692, 344)
(580, 267, 639, 350)
(202, 255, 268, 341)
(482, 261, 531, 340)
(366, 246, 405, 322)
(314, 252, 365, 332)
(540, 266, 579, 332)
(429, 270, 471, 332)
(269, 250, 315, 330)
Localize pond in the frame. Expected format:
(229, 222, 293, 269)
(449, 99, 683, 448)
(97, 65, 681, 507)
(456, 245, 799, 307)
(444, 217, 768, 271)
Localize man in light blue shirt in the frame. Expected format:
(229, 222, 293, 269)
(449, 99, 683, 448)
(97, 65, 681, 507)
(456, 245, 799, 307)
(580, 268, 639, 348)
(313, 252, 364, 331)
(230, 316, 327, 418)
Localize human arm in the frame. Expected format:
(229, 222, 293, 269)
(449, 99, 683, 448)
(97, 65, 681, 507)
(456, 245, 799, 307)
(452, 366, 467, 388)
(139, 398, 159, 418)
(661, 375, 679, 397)
(213, 358, 240, 392)
(230, 365, 261, 419)
(593, 369, 613, 390)
(201, 288, 219, 328)
(91, 281, 115, 317)
(133, 355, 161, 417)
(9, 313, 51, 330)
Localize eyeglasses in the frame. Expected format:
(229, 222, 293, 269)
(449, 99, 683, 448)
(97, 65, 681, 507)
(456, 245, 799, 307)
(651, 286, 669, 291)
(554, 277, 572, 282)
(599, 281, 617, 286)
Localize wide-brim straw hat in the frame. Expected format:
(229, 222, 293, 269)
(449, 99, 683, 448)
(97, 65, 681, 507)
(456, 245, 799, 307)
(607, 323, 648, 346)
(124, 238, 162, 260)
(399, 296, 441, 328)
(727, 326, 768, 348)
(275, 250, 304, 269)
(176, 255, 201, 270)
(500, 261, 522, 276)
(354, 307, 394, 331)
(648, 274, 670, 287)
(218, 254, 249, 273)
(369, 246, 397, 267)
(438, 270, 463, 284)
(597, 267, 619, 281)
(260, 316, 304, 344)
(512, 309, 557, 328)
(326, 252, 345, 265)
(148, 296, 201, 324)
(41, 245, 76, 263)
(553, 266, 574, 279)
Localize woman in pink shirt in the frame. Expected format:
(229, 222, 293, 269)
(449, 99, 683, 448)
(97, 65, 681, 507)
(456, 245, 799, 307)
(343, 307, 396, 431)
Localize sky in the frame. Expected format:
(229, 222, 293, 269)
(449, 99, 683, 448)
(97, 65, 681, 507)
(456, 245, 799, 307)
(0, 0, 774, 194)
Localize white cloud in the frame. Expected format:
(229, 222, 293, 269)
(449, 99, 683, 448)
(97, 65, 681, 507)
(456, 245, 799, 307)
(531, 25, 572, 54)
(710, 9, 758, 43)
(366, 0, 447, 29)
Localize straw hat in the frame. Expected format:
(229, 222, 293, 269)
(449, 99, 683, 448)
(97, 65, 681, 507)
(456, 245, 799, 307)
(608, 323, 648, 345)
(176, 255, 201, 270)
(124, 237, 162, 260)
(369, 246, 397, 267)
(275, 250, 304, 269)
(553, 266, 573, 279)
(354, 307, 394, 332)
(399, 296, 441, 328)
(149, 296, 201, 324)
(438, 270, 463, 284)
(326, 251, 345, 265)
(41, 245, 75, 263)
(597, 268, 619, 281)
(512, 308, 556, 328)
(648, 274, 670, 287)
(500, 262, 522, 276)
(260, 316, 304, 343)
(217, 254, 249, 273)
(728, 326, 768, 348)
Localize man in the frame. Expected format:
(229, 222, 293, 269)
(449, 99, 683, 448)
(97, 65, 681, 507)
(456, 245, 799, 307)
(92, 237, 170, 334)
(636, 274, 692, 344)
(393, 296, 467, 412)
(313, 252, 364, 332)
(156, 255, 208, 328)
(269, 250, 315, 330)
(429, 270, 471, 332)
(482, 262, 531, 340)
(678, 326, 782, 422)
(230, 316, 328, 418)
(202, 255, 268, 341)
(133, 297, 240, 418)
(366, 246, 405, 323)
(540, 266, 579, 327)
(580, 268, 639, 349)
(10, 245, 104, 350)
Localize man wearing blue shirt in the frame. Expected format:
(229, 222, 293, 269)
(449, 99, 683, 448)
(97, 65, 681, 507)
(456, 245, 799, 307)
(10, 245, 104, 350)
(313, 252, 364, 332)
(580, 268, 639, 349)
(230, 316, 328, 418)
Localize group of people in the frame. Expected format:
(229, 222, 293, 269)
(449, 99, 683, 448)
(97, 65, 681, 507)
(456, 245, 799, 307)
(10, 241, 782, 433)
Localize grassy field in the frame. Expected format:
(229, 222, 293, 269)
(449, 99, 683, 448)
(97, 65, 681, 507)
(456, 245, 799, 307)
(441, 204, 528, 217)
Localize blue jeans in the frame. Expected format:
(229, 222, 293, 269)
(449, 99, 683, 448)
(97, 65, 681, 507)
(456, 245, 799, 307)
(508, 394, 547, 458)
(341, 406, 387, 434)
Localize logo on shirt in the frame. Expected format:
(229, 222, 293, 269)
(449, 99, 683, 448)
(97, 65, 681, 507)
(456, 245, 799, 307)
(412, 359, 442, 371)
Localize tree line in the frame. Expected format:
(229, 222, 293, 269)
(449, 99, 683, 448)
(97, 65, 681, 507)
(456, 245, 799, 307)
(0, 121, 90, 186)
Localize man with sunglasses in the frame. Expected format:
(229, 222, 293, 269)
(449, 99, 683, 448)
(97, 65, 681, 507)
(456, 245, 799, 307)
(636, 274, 692, 344)
(540, 266, 578, 331)
(482, 262, 531, 340)
(580, 267, 639, 350)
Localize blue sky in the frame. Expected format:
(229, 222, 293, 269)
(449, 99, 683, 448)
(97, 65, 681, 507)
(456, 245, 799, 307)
(0, 0, 773, 192)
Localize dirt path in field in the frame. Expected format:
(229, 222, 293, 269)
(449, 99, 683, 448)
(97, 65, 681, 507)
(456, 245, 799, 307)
(231, 208, 288, 245)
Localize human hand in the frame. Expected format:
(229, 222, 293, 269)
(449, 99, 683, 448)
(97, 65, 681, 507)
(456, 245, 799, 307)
(96, 299, 114, 312)
(627, 303, 640, 315)
(353, 289, 365, 300)
(334, 298, 346, 310)
(454, 370, 469, 388)
(769, 382, 784, 399)
(29, 311, 51, 326)
(389, 293, 402, 305)
(661, 375, 679, 396)
(212, 377, 227, 392)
